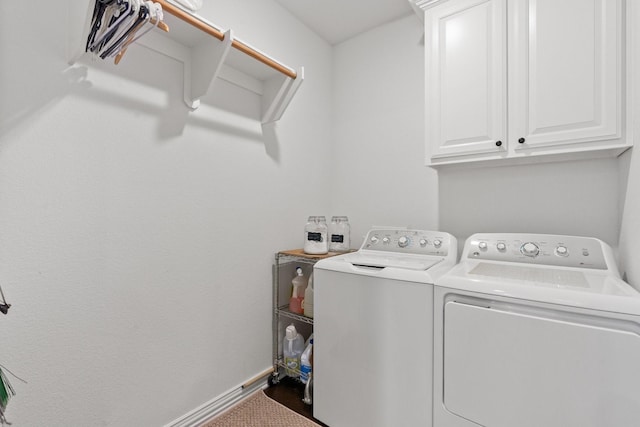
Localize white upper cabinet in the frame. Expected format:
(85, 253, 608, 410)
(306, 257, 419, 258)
(509, 0, 621, 153)
(425, 0, 507, 160)
(420, 0, 631, 167)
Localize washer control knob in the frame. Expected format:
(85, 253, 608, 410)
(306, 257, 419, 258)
(382, 237, 391, 245)
(433, 239, 442, 248)
(398, 236, 410, 248)
(370, 236, 379, 244)
(496, 242, 507, 252)
(478, 241, 488, 250)
(419, 239, 428, 247)
(556, 246, 569, 257)
(521, 242, 540, 257)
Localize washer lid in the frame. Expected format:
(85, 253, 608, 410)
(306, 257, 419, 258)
(342, 252, 443, 271)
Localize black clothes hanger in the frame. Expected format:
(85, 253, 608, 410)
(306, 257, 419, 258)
(0, 285, 10, 315)
(99, 3, 149, 58)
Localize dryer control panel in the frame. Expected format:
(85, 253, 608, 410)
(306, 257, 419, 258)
(362, 228, 452, 256)
(465, 233, 608, 270)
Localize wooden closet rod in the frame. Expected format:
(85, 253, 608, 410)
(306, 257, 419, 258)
(154, 0, 298, 79)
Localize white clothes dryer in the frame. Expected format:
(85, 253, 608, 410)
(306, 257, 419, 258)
(313, 228, 457, 427)
(434, 233, 640, 427)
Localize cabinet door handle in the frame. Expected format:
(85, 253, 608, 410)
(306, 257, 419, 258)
(518, 137, 526, 144)
(495, 141, 503, 147)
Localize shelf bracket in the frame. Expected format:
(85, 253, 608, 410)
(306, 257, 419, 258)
(262, 67, 305, 124)
(136, 29, 233, 110)
(187, 29, 233, 110)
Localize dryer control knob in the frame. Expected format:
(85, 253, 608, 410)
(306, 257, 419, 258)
(433, 239, 442, 248)
(556, 246, 569, 257)
(419, 239, 428, 247)
(478, 241, 488, 250)
(382, 237, 391, 244)
(496, 242, 507, 252)
(521, 242, 540, 257)
(370, 236, 379, 244)
(398, 236, 409, 248)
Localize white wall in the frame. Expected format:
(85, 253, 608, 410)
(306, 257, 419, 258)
(617, 2, 640, 287)
(331, 15, 621, 252)
(1, 1, 636, 426)
(439, 159, 621, 248)
(331, 15, 439, 247)
(0, 1, 332, 425)
(619, 149, 639, 285)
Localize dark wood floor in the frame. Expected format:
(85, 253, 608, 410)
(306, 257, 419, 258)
(264, 376, 328, 426)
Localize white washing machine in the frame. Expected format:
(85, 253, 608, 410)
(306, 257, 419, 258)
(313, 228, 457, 427)
(434, 233, 640, 427)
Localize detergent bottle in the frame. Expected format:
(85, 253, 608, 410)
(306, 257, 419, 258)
(300, 338, 313, 384)
(282, 324, 305, 377)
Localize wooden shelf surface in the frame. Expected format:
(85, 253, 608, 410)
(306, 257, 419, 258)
(278, 249, 352, 261)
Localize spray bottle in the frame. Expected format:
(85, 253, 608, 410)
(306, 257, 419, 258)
(303, 272, 314, 318)
(289, 267, 307, 314)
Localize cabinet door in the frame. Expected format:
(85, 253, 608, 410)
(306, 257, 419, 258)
(425, 0, 507, 162)
(509, 0, 621, 152)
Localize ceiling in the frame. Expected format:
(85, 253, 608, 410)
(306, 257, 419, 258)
(273, 0, 416, 45)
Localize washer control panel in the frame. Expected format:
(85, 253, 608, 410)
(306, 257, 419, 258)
(362, 228, 451, 256)
(466, 233, 608, 270)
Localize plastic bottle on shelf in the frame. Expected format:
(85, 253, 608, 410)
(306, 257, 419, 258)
(289, 267, 307, 314)
(305, 333, 313, 349)
(303, 272, 314, 318)
(282, 324, 305, 377)
(300, 338, 313, 384)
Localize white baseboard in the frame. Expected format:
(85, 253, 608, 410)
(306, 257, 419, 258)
(164, 375, 270, 427)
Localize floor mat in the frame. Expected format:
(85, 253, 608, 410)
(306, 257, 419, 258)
(200, 390, 321, 427)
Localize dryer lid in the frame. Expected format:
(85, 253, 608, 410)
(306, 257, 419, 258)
(469, 262, 590, 288)
(438, 262, 640, 315)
